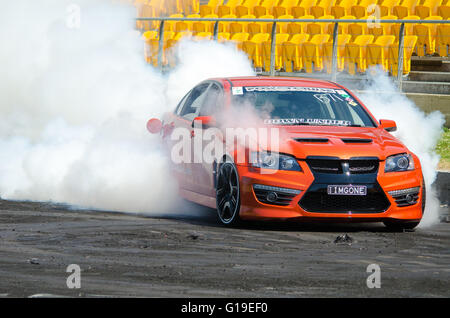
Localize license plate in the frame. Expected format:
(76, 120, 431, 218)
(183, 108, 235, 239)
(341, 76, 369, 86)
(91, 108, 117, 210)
(327, 185, 367, 196)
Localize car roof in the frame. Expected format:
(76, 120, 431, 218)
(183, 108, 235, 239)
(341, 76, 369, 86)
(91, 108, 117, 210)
(209, 76, 342, 89)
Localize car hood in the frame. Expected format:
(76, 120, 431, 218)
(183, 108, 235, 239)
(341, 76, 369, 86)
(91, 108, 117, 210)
(262, 126, 408, 161)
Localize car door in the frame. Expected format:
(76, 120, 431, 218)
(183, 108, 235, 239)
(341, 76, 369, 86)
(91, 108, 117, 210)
(191, 82, 225, 196)
(172, 82, 210, 191)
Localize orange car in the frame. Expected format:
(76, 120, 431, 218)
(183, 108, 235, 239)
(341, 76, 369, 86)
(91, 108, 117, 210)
(148, 77, 425, 230)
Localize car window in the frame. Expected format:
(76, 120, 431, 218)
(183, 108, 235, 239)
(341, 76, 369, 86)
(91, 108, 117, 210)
(179, 83, 210, 120)
(199, 83, 223, 116)
(174, 91, 191, 115)
(232, 87, 376, 127)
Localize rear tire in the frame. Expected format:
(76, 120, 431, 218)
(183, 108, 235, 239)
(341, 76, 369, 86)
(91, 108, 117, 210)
(216, 161, 241, 226)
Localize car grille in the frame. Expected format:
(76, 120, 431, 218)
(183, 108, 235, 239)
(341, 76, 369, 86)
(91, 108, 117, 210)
(306, 158, 379, 175)
(299, 156, 390, 213)
(299, 183, 390, 213)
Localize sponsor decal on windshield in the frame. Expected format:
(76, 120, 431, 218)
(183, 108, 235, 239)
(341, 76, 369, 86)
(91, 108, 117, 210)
(264, 118, 352, 126)
(244, 86, 338, 93)
(232, 87, 243, 95)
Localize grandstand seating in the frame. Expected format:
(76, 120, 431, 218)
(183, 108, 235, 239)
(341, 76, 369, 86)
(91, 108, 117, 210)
(134, 0, 450, 76)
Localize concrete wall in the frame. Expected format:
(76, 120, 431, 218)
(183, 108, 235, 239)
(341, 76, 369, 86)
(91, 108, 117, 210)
(406, 93, 450, 128)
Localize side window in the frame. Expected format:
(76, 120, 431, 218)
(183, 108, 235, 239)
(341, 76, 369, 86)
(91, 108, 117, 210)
(179, 83, 210, 120)
(199, 83, 223, 116)
(175, 91, 191, 115)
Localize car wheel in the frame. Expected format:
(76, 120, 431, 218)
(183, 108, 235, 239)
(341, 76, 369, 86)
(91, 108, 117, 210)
(383, 220, 420, 231)
(421, 175, 426, 215)
(216, 161, 241, 226)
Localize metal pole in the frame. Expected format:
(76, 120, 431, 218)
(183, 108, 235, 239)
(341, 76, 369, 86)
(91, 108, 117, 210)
(157, 19, 165, 69)
(331, 22, 339, 82)
(397, 22, 405, 91)
(213, 20, 219, 41)
(269, 21, 277, 76)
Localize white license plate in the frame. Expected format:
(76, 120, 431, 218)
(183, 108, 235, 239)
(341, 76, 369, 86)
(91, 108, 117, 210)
(327, 185, 367, 196)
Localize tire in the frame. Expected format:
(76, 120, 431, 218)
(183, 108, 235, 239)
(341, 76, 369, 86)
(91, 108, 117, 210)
(383, 220, 420, 231)
(421, 175, 426, 216)
(216, 161, 241, 226)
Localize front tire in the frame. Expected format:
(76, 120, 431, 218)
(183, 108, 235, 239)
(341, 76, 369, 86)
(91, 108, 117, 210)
(216, 161, 241, 226)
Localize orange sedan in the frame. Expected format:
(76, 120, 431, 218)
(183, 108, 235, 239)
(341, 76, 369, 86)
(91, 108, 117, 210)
(148, 77, 425, 230)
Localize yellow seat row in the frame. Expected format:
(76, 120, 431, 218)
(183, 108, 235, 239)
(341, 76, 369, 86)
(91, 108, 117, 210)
(194, 0, 450, 20)
(152, 13, 450, 57)
(142, 27, 427, 76)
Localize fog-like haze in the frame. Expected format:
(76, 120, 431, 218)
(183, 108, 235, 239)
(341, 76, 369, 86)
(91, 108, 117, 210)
(0, 1, 444, 226)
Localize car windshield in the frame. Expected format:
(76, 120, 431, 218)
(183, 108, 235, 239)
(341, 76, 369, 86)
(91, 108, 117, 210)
(231, 86, 376, 127)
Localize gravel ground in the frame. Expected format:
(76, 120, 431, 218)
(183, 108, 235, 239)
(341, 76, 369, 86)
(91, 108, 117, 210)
(0, 199, 449, 298)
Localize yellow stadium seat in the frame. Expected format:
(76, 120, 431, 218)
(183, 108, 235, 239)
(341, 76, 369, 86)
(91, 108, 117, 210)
(165, 14, 184, 32)
(378, 15, 399, 36)
(147, 31, 176, 66)
(344, 34, 374, 74)
(426, 16, 444, 52)
(414, 0, 443, 18)
(351, 0, 378, 19)
(393, 0, 418, 19)
(346, 21, 368, 42)
(286, 15, 314, 35)
(143, 31, 158, 64)
(291, 0, 317, 18)
(217, 0, 242, 17)
(248, 15, 274, 36)
(182, 0, 200, 15)
(235, 0, 260, 17)
(319, 15, 335, 38)
(218, 32, 231, 42)
(217, 14, 237, 32)
(310, 0, 333, 18)
(231, 32, 250, 50)
(242, 33, 271, 68)
(192, 15, 218, 34)
(272, 0, 298, 18)
(323, 34, 352, 73)
(302, 34, 330, 72)
(436, 23, 450, 56)
(262, 33, 291, 71)
(379, 0, 401, 16)
(166, 31, 193, 53)
(282, 33, 310, 72)
(276, 14, 295, 33)
(413, 16, 442, 55)
(331, 0, 357, 18)
(390, 15, 419, 42)
(253, 0, 278, 17)
(388, 35, 418, 75)
(437, 5, 450, 19)
(194, 32, 213, 41)
(366, 35, 396, 71)
(338, 15, 357, 35)
(200, 0, 224, 16)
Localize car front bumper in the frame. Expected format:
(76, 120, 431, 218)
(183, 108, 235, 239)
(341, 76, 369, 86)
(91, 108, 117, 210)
(236, 160, 424, 222)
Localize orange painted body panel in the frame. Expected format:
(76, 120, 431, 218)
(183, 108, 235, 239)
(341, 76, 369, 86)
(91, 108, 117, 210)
(162, 77, 424, 224)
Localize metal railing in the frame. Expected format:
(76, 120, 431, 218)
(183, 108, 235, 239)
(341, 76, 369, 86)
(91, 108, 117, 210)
(136, 17, 450, 89)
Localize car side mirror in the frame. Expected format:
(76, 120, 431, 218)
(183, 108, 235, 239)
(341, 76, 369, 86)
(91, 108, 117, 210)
(192, 116, 216, 128)
(147, 118, 163, 134)
(379, 119, 397, 132)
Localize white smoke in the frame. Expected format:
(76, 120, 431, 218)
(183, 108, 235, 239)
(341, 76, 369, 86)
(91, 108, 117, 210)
(356, 68, 445, 227)
(0, 0, 254, 213)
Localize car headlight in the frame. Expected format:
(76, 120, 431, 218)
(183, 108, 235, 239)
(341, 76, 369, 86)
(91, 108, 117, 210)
(250, 152, 301, 171)
(385, 153, 415, 172)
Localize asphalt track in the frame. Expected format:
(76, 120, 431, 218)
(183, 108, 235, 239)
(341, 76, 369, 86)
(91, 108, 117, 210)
(0, 199, 448, 297)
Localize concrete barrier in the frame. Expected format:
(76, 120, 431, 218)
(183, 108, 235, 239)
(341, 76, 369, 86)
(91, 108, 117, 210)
(435, 171, 450, 205)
